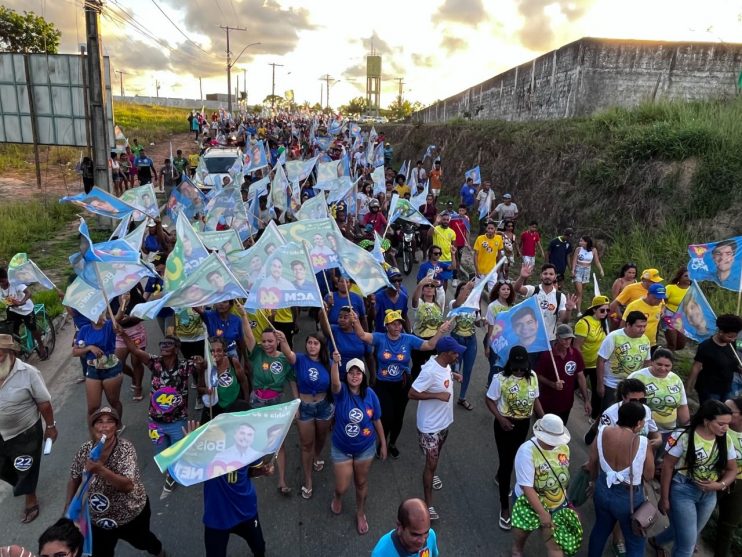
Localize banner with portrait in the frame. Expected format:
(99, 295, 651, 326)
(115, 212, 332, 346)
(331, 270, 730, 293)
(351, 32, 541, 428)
(687, 236, 742, 291)
(669, 281, 717, 342)
(489, 296, 551, 362)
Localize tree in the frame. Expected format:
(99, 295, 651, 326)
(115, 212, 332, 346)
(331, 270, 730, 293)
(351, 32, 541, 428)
(339, 96, 368, 115)
(0, 7, 61, 54)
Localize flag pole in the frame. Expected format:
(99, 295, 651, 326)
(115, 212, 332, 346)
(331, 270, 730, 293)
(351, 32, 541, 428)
(92, 262, 117, 323)
(736, 263, 742, 315)
(533, 295, 560, 382)
(302, 241, 337, 349)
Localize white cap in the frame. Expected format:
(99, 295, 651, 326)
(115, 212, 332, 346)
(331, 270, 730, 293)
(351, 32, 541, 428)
(345, 358, 366, 374)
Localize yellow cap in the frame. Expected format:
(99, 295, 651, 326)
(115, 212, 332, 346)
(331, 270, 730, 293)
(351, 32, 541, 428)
(384, 309, 404, 326)
(641, 269, 663, 283)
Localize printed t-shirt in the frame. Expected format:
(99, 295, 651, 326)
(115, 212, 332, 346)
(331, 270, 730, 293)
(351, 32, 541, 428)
(615, 282, 647, 308)
(329, 325, 371, 377)
(546, 236, 572, 273)
(729, 428, 742, 479)
(693, 338, 739, 398)
(0, 283, 33, 315)
(623, 298, 663, 346)
(174, 307, 205, 342)
(597, 329, 650, 387)
(146, 356, 195, 423)
(573, 315, 606, 368)
(327, 291, 366, 324)
(431, 226, 457, 262)
(460, 183, 477, 206)
(76, 320, 117, 360)
(294, 353, 330, 395)
(665, 284, 688, 313)
(371, 333, 424, 382)
(473, 234, 504, 275)
(413, 302, 443, 338)
(417, 261, 444, 283)
(628, 368, 687, 431)
(514, 437, 570, 511)
(449, 302, 477, 337)
(216, 364, 240, 408)
(144, 275, 174, 318)
(486, 372, 540, 419)
(599, 401, 657, 437)
(203, 311, 243, 354)
(249, 348, 294, 392)
(331, 383, 381, 455)
(535, 348, 584, 414)
(371, 529, 439, 557)
(520, 230, 540, 257)
(412, 356, 454, 433)
(485, 300, 510, 324)
(373, 288, 409, 332)
(522, 285, 566, 341)
(666, 429, 737, 482)
(203, 466, 257, 530)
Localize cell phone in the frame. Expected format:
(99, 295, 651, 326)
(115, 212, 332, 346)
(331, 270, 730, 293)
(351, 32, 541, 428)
(426, 269, 435, 280)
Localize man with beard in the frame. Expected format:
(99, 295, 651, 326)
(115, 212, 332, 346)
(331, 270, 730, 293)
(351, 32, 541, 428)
(0, 334, 58, 523)
(427, 213, 457, 290)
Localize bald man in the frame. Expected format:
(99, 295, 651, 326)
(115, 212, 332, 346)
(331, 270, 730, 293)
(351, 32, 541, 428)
(371, 498, 439, 556)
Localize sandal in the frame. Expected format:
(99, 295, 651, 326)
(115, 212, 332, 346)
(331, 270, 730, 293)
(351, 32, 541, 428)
(432, 475, 443, 490)
(356, 514, 369, 535)
(277, 486, 292, 497)
(457, 399, 473, 411)
(132, 386, 143, 402)
(330, 497, 342, 515)
(313, 460, 325, 472)
(21, 504, 40, 524)
(498, 512, 512, 531)
(301, 486, 313, 499)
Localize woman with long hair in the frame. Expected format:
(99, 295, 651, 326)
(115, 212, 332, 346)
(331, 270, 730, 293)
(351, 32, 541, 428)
(714, 397, 742, 557)
(410, 275, 445, 381)
(485, 345, 544, 530)
(197, 337, 250, 422)
(574, 295, 610, 421)
(650, 400, 737, 557)
(38, 518, 84, 557)
(663, 266, 691, 351)
(484, 280, 516, 386)
(500, 220, 518, 279)
(610, 263, 637, 329)
(278, 331, 334, 500)
(571, 235, 604, 311)
(450, 280, 479, 410)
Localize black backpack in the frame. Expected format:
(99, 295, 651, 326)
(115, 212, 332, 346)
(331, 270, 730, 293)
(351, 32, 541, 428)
(533, 285, 562, 316)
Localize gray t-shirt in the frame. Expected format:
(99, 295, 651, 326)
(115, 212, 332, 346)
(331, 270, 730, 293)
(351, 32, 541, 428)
(0, 359, 51, 439)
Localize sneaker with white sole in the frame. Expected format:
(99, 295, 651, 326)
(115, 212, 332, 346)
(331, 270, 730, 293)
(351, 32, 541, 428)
(428, 506, 439, 520)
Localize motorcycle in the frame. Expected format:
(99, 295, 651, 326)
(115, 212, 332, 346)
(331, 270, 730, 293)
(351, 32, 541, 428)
(401, 222, 418, 275)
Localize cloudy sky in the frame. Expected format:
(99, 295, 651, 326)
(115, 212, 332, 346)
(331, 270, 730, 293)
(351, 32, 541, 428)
(11, 0, 742, 109)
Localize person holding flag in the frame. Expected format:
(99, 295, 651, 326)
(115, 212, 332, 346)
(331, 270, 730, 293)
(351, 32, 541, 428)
(449, 280, 480, 411)
(197, 337, 250, 422)
(0, 267, 49, 360)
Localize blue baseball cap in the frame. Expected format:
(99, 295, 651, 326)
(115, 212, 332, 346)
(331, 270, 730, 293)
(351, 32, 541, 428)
(648, 283, 667, 299)
(436, 336, 466, 354)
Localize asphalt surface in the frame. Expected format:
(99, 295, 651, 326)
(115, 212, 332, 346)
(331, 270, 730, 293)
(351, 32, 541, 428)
(0, 270, 703, 556)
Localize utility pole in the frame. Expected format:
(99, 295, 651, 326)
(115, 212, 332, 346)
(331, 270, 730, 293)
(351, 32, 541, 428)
(235, 74, 239, 109)
(114, 69, 126, 96)
(220, 25, 246, 114)
(84, 0, 111, 196)
(199, 77, 203, 101)
(155, 80, 161, 99)
(319, 74, 335, 110)
(268, 62, 284, 110)
(243, 69, 247, 105)
(396, 77, 405, 106)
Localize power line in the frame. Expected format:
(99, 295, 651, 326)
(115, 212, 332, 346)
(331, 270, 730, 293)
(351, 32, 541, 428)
(149, 0, 210, 55)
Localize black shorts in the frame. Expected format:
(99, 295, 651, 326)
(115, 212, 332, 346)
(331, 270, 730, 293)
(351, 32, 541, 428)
(6, 310, 36, 334)
(0, 420, 43, 496)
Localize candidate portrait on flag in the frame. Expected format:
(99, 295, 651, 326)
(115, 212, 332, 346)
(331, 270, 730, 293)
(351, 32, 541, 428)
(489, 296, 550, 362)
(669, 281, 717, 342)
(688, 236, 742, 291)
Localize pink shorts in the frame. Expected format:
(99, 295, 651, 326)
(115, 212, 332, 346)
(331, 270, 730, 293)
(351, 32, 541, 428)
(116, 322, 147, 350)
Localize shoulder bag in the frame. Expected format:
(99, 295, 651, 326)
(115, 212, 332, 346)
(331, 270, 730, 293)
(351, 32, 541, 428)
(628, 435, 658, 537)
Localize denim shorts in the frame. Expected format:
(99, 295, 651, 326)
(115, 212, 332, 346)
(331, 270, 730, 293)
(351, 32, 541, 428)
(85, 361, 123, 381)
(573, 265, 591, 284)
(249, 392, 282, 408)
(331, 441, 376, 463)
(298, 398, 334, 422)
(148, 419, 186, 453)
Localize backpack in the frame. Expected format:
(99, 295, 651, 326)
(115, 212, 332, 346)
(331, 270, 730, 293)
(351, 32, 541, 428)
(533, 285, 562, 316)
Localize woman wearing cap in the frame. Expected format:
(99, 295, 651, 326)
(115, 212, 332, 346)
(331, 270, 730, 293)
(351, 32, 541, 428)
(662, 266, 691, 351)
(486, 345, 544, 530)
(714, 397, 742, 557)
(574, 295, 610, 422)
(650, 400, 737, 557)
(511, 414, 581, 557)
(353, 309, 452, 459)
(484, 280, 516, 386)
(329, 352, 385, 535)
(587, 401, 654, 557)
(277, 330, 334, 500)
(571, 236, 604, 311)
(65, 407, 165, 557)
(410, 275, 445, 381)
(320, 306, 373, 382)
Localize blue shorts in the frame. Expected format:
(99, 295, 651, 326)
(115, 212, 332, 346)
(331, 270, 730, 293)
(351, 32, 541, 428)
(331, 441, 376, 463)
(148, 419, 186, 452)
(85, 361, 123, 381)
(298, 398, 334, 422)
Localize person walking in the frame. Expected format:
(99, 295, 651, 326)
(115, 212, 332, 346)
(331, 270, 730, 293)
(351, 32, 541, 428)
(484, 280, 516, 386)
(571, 235, 604, 310)
(371, 498, 439, 557)
(686, 314, 742, 403)
(573, 296, 610, 421)
(714, 396, 742, 557)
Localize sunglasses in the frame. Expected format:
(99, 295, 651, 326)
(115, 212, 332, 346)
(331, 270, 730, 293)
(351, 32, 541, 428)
(497, 279, 512, 285)
(392, 279, 403, 284)
(159, 341, 176, 348)
(627, 397, 648, 404)
(596, 308, 610, 313)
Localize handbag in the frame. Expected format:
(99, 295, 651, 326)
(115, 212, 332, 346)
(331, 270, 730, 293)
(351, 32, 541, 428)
(628, 435, 659, 538)
(566, 467, 591, 507)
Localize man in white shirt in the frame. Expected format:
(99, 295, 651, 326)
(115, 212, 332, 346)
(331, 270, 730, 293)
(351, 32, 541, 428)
(0, 268, 47, 359)
(408, 336, 464, 521)
(492, 193, 519, 223)
(475, 181, 496, 233)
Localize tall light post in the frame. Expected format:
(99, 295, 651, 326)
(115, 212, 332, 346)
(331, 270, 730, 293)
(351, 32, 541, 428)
(229, 41, 261, 112)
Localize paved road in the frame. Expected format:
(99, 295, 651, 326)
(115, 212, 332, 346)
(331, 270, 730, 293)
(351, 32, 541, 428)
(1, 274, 691, 556)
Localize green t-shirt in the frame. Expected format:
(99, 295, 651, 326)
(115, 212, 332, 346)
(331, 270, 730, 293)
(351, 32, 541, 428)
(452, 311, 477, 337)
(730, 429, 742, 480)
(487, 372, 540, 419)
(628, 368, 687, 431)
(249, 348, 295, 392)
(598, 329, 650, 387)
(413, 301, 443, 338)
(667, 429, 736, 482)
(216, 365, 240, 409)
(516, 440, 571, 511)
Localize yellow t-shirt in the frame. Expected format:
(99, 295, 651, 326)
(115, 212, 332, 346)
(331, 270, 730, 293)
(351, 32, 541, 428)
(665, 284, 688, 313)
(431, 226, 457, 262)
(623, 298, 663, 346)
(729, 429, 742, 480)
(668, 430, 736, 482)
(273, 308, 293, 324)
(393, 184, 410, 198)
(615, 282, 648, 307)
(473, 234, 504, 275)
(246, 311, 270, 341)
(573, 315, 606, 368)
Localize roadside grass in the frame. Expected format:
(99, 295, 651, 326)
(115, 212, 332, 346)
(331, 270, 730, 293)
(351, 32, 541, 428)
(31, 289, 64, 318)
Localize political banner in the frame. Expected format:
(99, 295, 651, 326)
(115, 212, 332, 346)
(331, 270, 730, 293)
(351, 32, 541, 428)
(7, 253, 55, 290)
(120, 220, 148, 252)
(669, 281, 717, 342)
(372, 165, 385, 195)
(349, 122, 361, 138)
(279, 218, 341, 271)
(317, 160, 343, 184)
(389, 197, 432, 227)
(65, 435, 106, 556)
(130, 253, 248, 319)
(410, 181, 429, 210)
(227, 221, 285, 291)
(120, 183, 159, 221)
(422, 144, 437, 162)
(285, 156, 319, 182)
(198, 229, 243, 254)
(327, 118, 345, 136)
(154, 400, 299, 487)
(245, 242, 324, 310)
(449, 259, 505, 316)
(371, 232, 385, 264)
(61, 187, 138, 219)
(243, 140, 269, 173)
(687, 236, 742, 291)
(166, 176, 208, 222)
(294, 193, 329, 221)
(271, 164, 290, 214)
(315, 136, 334, 152)
(201, 337, 219, 408)
(365, 127, 378, 163)
(326, 177, 356, 210)
(165, 214, 210, 291)
(336, 235, 393, 296)
(489, 296, 551, 362)
(109, 214, 132, 241)
(372, 142, 385, 168)
(205, 186, 242, 232)
(465, 165, 481, 184)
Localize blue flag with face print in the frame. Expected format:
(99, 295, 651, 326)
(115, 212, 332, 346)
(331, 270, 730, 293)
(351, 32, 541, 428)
(669, 281, 717, 342)
(687, 236, 742, 291)
(489, 296, 550, 362)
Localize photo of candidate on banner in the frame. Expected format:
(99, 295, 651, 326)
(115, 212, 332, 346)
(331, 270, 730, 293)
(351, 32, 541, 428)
(227, 221, 286, 291)
(155, 400, 299, 486)
(489, 296, 551, 362)
(198, 229, 243, 255)
(669, 281, 717, 342)
(61, 186, 139, 219)
(465, 165, 481, 185)
(7, 253, 55, 290)
(688, 236, 742, 291)
(120, 183, 159, 221)
(166, 176, 207, 222)
(279, 218, 341, 271)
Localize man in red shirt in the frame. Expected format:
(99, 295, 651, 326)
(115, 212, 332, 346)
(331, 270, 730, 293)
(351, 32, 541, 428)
(363, 199, 387, 236)
(448, 205, 470, 287)
(519, 220, 544, 267)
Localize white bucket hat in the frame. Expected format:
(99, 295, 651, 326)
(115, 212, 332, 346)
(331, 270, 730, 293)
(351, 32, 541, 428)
(533, 414, 571, 446)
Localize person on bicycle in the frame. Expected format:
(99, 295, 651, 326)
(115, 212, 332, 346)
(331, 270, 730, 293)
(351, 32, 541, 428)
(0, 268, 48, 360)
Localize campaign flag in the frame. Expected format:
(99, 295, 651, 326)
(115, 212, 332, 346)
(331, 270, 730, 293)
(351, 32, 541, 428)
(410, 181, 429, 210)
(317, 160, 342, 183)
(349, 122, 361, 138)
(336, 235, 393, 295)
(279, 218, 341, 271)
(465, 165, 481, 184)
(245, 242, 324, 310)
(372, 142, 385, 168)
(669, 281, 717, 342)
(372, 165, 385, 195)
(109, 213, 132, 241)
(341, 150, 351, 177)
(371, 232, 385, 264)
(130, 252, 248, 319)
(271, 164, 290, 214)
(450, 214, 471, 235)
(61, 186, 138, 219)
(166, 176, 207, 222)
(205, 186, 241, 231)
(687, 236, 742, 291)
(389, 197, 432, 227)
(228, 221, 285, 291)
(198, 229, 243, 254)
(489, 296, 550, 362)
(154, 400, 299, 486)
(201, 338, 219, 408)
(327, 117, 345, 135)
(65, 435, 106, 556)
(120, 183, 159, 220)
(315, 136, 334, 152)
(165, 214, 209, 291)
(243, 141, 269, 173)
(326, 177, 356, 209)
(295, 193, 329, 221)
(7, 253, 55, 290)
(398, 160, 408, 179)
(479, 190, 494, 220)
(69, 218, 142, 287)
(449, 259, 505, 316)
(285, 156, 319, 182)
(365, 127, 378, 164)
(120, 220, 147, 252)
(422, 144, 437, 162)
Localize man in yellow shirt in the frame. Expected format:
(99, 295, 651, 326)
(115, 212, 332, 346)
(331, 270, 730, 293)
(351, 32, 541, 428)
(621, 283, 666, 348)
(473, 221, 504, 287)
(427, 212, 457, 288)
(609, 268, 662, 319)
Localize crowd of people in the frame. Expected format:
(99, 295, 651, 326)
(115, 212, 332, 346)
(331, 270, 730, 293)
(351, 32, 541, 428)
(1, 110, 742, 557)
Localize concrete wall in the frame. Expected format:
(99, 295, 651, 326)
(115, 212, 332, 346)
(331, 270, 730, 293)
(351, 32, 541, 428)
(112, 95, 226, 110)
(414, 38, 742, 123)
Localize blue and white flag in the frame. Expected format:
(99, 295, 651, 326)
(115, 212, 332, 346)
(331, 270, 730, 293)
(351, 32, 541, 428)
(66, 435, 106, 556)
(422, 144, 436, 162)
(465, 165, 481, 184)
(669, 281, 717, 342)
(371, 232, 385, 264)
(7, 253, 55, 290)
(120, 183, 159, 220)
(448, 259, 505, 316)
(349, 122, 361, 137)
(109, 214, 132, 241)
(388, 195, 432, 227)
(166, 176, 207, 222)
(489, 296, 550, 362)
(243, 141, 269, 173)
(327, 118, 345, 136)
(271, 164, 290, 214)
(410, 181, 429, 210)
(398, 160, 408, 178)
(372, 143, 385, 168)
(688, 236, 742, 291)
(70, 218, 141, 287)
(372, 165, 385, 196)
(326, 177, 356, 208)
(295, 193, 329, 221)
(61, 187, 138, 219)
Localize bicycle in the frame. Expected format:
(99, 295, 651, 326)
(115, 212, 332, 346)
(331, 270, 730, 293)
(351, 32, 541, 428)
(0, 303, 56, 362)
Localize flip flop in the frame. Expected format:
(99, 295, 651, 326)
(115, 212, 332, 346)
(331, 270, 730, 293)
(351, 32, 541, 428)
(432, 475, 443, 490)
(21, 504, 39, 524)
(277, 486, 292, 496)
(313, 460, 325, 472)
(330, 497, 342, 515)
(356, 514, 369, 535)
(457, 399, 473, 411)
(301, 486, 313, 499)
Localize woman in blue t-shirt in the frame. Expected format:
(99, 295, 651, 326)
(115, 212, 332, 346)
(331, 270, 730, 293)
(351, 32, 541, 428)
(353, 309, 451, 459)
(320, 306, 374, 380)
(278, 330, 334, 500)
(329, 352, 385, 536)
(195, 300, 247, 360)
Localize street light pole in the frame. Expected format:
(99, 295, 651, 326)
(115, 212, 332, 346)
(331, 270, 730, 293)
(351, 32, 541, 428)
(268, 62, 284, 110)
(220, 25, 247, 114)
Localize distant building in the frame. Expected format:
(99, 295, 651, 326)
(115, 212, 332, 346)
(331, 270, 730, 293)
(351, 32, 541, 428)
(414, 37, 742, 122)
